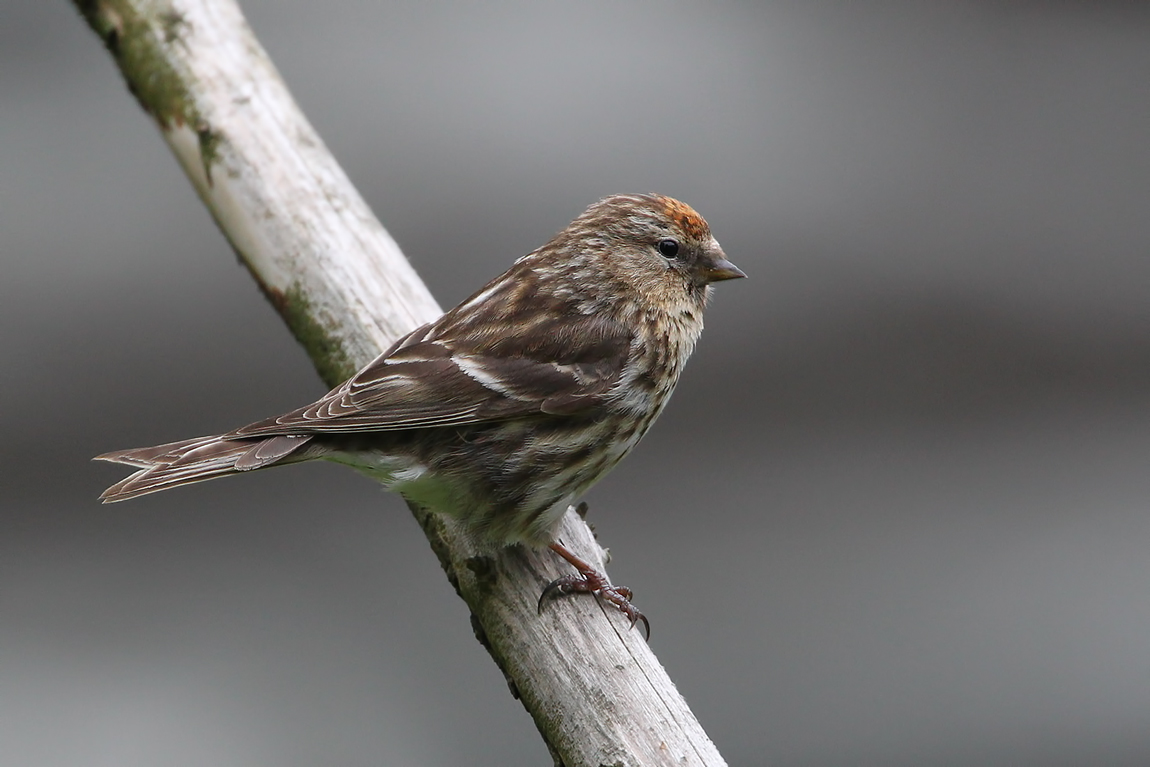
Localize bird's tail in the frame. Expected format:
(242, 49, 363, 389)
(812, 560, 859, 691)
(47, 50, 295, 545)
(95, 433, 313, 503)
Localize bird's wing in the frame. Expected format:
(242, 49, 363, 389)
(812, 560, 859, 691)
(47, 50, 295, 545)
(227, 314, 633, 438)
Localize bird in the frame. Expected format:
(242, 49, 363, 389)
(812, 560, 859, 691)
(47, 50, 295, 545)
(96, 193, 745, 634)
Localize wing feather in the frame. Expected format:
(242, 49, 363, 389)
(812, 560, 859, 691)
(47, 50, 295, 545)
(227, 312, 632, 439)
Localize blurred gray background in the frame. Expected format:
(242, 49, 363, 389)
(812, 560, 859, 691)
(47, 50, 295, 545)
(4, 1, 1149, 765)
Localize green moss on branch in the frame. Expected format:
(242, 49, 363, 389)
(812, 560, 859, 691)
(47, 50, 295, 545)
(73, 0, 199, 129)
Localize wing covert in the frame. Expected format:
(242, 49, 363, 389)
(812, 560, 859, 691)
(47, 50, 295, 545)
(227, 313, 632, 438)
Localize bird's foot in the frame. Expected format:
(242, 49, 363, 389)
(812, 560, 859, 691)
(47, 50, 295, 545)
(538, 541, 650, 639)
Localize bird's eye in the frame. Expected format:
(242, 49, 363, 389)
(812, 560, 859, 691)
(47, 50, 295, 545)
(657, 239, 681, 259)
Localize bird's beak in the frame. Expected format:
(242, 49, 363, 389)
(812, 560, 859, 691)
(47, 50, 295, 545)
(705, 257, 747, 282)
(702, 245, 747, 283)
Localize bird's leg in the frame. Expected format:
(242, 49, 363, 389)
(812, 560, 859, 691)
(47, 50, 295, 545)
(539, 541, 650, 639)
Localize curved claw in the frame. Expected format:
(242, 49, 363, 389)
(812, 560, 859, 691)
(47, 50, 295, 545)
(635, 612, 652, 640)
(598, 583, 650, 640)
(537, 575, 577, 613)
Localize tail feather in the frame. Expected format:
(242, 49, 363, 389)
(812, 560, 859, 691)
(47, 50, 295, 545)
(95, 434, 313, 503)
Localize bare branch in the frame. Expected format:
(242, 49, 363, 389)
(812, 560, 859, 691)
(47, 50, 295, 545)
(75, 1, 726, 763)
